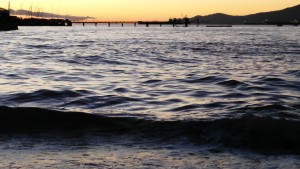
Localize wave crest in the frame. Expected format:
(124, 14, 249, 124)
(1, 106, 299, 154)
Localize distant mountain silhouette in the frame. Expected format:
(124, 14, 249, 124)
(190, 4, 300, 24)
(10, 9, 94, 21)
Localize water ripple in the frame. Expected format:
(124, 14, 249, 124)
(0, 26, 299, 121)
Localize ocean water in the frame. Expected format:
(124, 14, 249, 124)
(0, 25, 300, 168)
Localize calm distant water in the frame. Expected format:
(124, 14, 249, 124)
(0, 25, 300, 168)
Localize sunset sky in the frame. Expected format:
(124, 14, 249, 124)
(1, 0, 299, 21)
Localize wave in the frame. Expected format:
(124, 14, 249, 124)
(181, 76, 227, 84)
(8, 89, 90, 101)
(1, 106, 300, 154)
(217, 79, 247, 88)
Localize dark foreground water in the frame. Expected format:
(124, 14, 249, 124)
(0, 25, 300, 168)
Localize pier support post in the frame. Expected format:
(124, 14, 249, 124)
(95, 23, 97, 27)
(83, 23, 85, 27)
(134, 23, 136, 27)
(146, 23, 149, 27)
(122, 23, 124, 27)
(184, 17, 189, 27)
(160, 24, 162, 27)
(108, 22, 110, 27)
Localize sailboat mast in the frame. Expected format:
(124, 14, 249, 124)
(8, 1, 10, 15)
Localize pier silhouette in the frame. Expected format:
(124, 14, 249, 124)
(73, 18, 190, 27)
(73, 21, 138, 27)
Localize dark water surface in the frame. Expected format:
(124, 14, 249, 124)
(0, 25, 300, 168)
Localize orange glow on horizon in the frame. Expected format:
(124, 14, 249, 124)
(1, 0, 299, 21)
